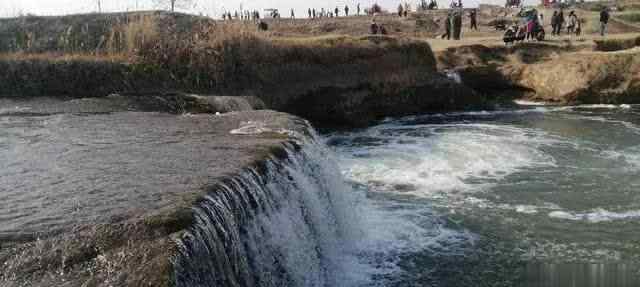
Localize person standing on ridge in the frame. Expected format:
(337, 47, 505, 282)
(335, 7, 340, 17)
(441, 12, 452, 40)
(600, 6, 610, 37)
(308, 8, 312, 18)
(398, 4, 404, 17)
(551, 10, 558, 35)
(345, 5, 350, 16)
(453, 10, 462, 40)
(313, 8, 316, 18)
(557, 10, 565, 36)
(357, 3, 361, 15)
(567, 11, 577, 34)
(291, 9, 295, 19)
(370, 20, 379, 34)
(469, 9, 478, 30)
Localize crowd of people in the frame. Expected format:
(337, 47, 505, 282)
(306, 5, 359, 19)
(440, 7, 478, 40)
(550, 10, 581, 36)
(221, 2, 614, 40)
(221, 2, 422, 22)
(222, 4, 365, 21)
(221, 10, 263, 21)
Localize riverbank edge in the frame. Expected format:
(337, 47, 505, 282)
(4, 36, 640, 127)
(435, 37, 640, 105)
(0, 35, 498, 127)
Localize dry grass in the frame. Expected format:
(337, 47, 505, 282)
(105, 14, 159, 55)
(594, 35, 640, 51)
(0, 52, 126, 62)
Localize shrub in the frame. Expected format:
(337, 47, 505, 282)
(594, 37, 640, 52)
(618, 13, 640, 23)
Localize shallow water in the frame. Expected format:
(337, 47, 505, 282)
(328, 104, 640, 286)
(0, 111, 289, 243)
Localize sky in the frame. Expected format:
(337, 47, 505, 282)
(0, 0, 544, 18)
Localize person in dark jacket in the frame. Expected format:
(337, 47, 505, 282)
(550, 11, 557, 35)
(469, 9, 478, 30)
(600, 7, 610, 36)
(370, 20, 379, 34)
(556, 10, 564, 35)
(453, 10, 463, 40)
(441, 13, 452, 40)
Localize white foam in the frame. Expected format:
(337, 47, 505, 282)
(573, 104, 619, 109)
(444, 70, 462, 84)
(514, 99, 549, 106)
(514, 205, 540, 214)
(230, 121, 295, 136)
(0, 106, 31, 115)
(549, 208, 640, 223)
(338, 123, 557, 196)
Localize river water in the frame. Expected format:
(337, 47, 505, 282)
(327, 104, 640, 287)
(3, 102, 640, 287)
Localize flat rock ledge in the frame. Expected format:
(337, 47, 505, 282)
(0, 110, 310, 287)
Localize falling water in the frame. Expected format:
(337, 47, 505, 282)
(173, 133, 365, 287)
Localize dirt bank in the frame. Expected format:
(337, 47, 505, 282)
(0, 34, 490, 126)
(435, 36, 640, 105)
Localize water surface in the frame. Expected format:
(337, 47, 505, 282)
(328, 104, 640, 286)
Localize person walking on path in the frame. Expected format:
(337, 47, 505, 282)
(557, 10, 565, 35)
(345, 5, 349, 16)
(469, 9, 478, 30)
(453, 11, 463, 40)
(551, 11, 558, 35)
(398, 4, 404, 17)
(600, 7, 610, 37)
(441, 13, 452, 40)
(526, 18, 535, 41)
(567, 11, 578, 34)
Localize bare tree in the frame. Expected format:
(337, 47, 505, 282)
(154, 0, 194, 12)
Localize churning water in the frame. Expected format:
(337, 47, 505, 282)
(3, 104, 640, 287)
(328, 104, 640, 286)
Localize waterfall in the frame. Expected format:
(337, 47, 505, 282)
(444, 69, 462, 84)
(173, 132, 362, 287)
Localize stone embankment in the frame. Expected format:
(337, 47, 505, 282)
(436, 37, 640, 105)
(0, 35, 486, 126)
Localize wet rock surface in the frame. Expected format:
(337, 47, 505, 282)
(0, 108, 309, 286)
(0, 93, 265, 116)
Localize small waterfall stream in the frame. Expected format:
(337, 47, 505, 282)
(174, 133, 362, 287)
